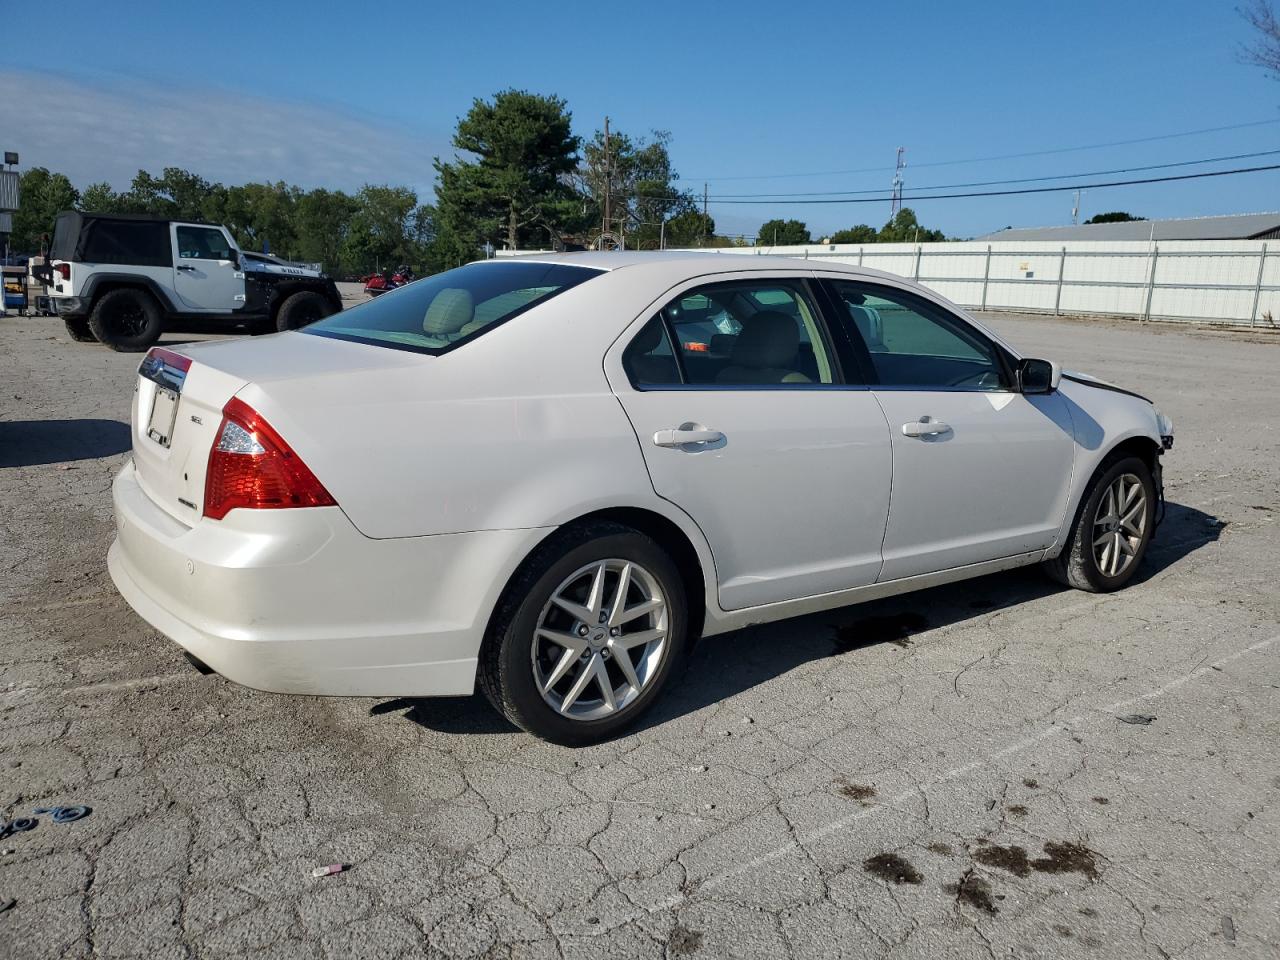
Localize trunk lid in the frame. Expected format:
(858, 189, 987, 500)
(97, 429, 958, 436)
(130, 333, 424, 524)
(131, 349, 247, 525)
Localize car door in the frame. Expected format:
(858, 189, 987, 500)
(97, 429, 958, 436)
(609, 274, 892, 611)
(822, 277, 1077, 582)
(171, 223, 244, 312)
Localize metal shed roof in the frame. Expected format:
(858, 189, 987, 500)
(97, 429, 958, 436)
(978, 212, 1280, 242)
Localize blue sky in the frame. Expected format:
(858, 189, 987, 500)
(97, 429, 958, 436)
(4, 0, 1278, 239)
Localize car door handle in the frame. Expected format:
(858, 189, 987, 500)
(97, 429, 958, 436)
(902, 418, 951, 437)
(176, 264, 196, 272)
(653, 427, 724, 447)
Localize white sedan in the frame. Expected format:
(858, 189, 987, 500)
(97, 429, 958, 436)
(108, 253, 1174, 744)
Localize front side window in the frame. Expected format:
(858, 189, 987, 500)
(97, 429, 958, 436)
(629, 279, 836, 387)
(829, 281, 1006, 391)
(176, 226, 233, 261)
(305, 261, 600, 355)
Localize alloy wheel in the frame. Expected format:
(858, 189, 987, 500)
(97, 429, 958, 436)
(1092, 472, 1147, 578)
(531, 559, 670, 721)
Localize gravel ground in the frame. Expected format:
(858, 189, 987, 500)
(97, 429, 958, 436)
(0, 309, 1277, 960)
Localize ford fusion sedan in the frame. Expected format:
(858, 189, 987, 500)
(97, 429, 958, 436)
(108, 253, 1174, 744)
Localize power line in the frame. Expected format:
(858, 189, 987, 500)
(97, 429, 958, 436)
(707, 149, 1280, 199)
(684, 118, 1280, 182)
(705, 163, 1280, 205)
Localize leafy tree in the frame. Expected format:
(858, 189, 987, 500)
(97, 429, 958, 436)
(9, 168, 79, 252)
(294, 188, 358, 272)
(576, 128, 696, 249)
(434, 89, 581, 251)
(756, 219, 811, 245)
(878, 208, 946, 243)
(79, 182, 125, 214)
(340, 185, 420, 273)
(1084, 211, 1145, 224)
(118, 167, 218, 221)
(218, 182, 300, 255)
(664, 210, 715, 247)
(829, 224, 878, 244)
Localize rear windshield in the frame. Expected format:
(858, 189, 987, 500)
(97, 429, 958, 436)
(304, 261, 601, 355)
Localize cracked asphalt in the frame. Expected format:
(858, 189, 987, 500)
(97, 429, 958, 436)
(1, 308, 1278, 959)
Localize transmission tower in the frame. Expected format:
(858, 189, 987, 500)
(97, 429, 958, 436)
(890, 147, 906, 216)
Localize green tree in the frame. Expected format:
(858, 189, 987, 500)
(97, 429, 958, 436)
(756, 219, 811, 245)
(878, 208, 946, 243)
(434, 89, 581, 251)
(78, 181, 124, 214)
(577, 127, 696, 249)
(119, 167, 218, 220)
(294, 188, 358, 273)
(664, 210, 715, 247)
(220, 182, 299, 255)
(829, 224, 878, 244)
(340, 185, 420, 273)
(1084, 211, 1144, 224)
(10, 167, 79, 252)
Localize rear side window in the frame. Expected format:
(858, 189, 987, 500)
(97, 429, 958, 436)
(622, 317, 681, 385)
(78, 219, 171, 267)
(626, 278, 838, 388)
(306, 261, 601, 355)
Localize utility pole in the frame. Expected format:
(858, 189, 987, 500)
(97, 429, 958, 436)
(890, 147, 905, 217)
(602, 116, 611, 246)
(1071, 190, 1080, 225)
(702, 182, 708, 247)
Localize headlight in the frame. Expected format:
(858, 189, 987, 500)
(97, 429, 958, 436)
(1154, 408, 1174, 450)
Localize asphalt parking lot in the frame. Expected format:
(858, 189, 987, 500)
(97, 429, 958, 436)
(1, 308, 1277, 960)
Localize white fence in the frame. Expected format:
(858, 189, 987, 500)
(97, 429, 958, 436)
(686, 239, 1279, 327)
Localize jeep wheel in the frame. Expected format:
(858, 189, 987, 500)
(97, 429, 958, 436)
(275, 290, 332, 332)
(63, 316, 98, 343)
(88, 289, 163, 352)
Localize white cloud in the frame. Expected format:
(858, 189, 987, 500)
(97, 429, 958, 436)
(0, 69, 448, 196)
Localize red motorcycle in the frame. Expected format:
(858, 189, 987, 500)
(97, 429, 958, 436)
(363, 265, 414, 297)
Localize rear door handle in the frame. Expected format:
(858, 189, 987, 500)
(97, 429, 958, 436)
(902, 418, 951, 438)
(653, 427, 724, 448)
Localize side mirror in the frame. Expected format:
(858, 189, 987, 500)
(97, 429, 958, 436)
(1018, 357, 1061, 394)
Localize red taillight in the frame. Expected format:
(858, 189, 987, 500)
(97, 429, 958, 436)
(143, 347, 192, 374)
(54, 263, 70, 281)
(204, 397, 336, 520)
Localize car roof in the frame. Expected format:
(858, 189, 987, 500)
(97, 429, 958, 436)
(503, 250, 906, 284)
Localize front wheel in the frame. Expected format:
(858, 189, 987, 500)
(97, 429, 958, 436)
(274, 290, 333, 331)
(1043, 455, 1156, 592)
(479, 522, 689, 745)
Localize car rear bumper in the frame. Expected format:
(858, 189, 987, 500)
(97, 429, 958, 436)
(50, 295, 86, 316)
(108, 459, 549, 697)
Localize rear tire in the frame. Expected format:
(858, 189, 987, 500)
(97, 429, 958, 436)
(1043, 454, 1155, 592)
(479, 521, 689, 746)
(274, 290, 332, 331)
(63, 316, 97, 342)
(88, 289, 163, 352)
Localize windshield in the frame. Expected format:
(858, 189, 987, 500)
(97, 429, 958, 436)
(305, 260, 601, 355)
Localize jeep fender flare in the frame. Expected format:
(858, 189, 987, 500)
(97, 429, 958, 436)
(256, 278, 343, 321)
(79, 274, 178, 314)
